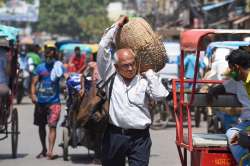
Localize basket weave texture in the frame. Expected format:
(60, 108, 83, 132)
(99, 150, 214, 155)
(116, 18, 168, 72)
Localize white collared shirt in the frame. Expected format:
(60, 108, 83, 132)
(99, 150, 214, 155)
(97, 24, 169, 129)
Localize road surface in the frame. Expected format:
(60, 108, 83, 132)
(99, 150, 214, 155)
(0, 97, 207, 166)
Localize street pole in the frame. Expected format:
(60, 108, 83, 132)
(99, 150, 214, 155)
(153, 0, 159, 30)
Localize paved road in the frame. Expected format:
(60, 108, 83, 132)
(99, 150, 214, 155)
(0, 97, 207, 166)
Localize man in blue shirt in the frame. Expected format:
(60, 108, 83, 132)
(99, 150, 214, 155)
(184, 52, 206, 89)
(31, 46, 65, 160)
(184, 52, 206, 79)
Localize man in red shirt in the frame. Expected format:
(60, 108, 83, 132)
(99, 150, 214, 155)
(68, 46, 86, 73)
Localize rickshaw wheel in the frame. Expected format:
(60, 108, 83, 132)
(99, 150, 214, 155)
(11, 108, 18, 158)
(63, 127, 69, 161)
(150, 100, 170, 130)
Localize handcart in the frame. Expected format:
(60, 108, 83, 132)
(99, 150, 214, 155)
(62, 70, 105, 163)
(62, 73, 86, 161)
(173, 29, 250, 166)
(0, 25, 20, 158)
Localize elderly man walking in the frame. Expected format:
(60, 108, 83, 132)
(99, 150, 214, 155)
(97, 16, 169, 166)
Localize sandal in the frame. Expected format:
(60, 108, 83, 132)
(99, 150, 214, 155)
(93, 158, 102, 165)
(36, 151, 47, 159)
(47, 153, 58, 160)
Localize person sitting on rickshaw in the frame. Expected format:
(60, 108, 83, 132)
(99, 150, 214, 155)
(67, 46, 86, 73)
(0, 47, 12, 129)
(207, 49, 250, 165)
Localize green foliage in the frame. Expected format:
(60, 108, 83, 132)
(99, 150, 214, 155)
(24, 0, 34, 3)
(33, 0, 114, 42)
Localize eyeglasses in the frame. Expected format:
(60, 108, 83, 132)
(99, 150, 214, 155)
(120, 62, 136, 69)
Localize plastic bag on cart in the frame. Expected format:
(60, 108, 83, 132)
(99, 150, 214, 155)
(66, 73, 93, 108)
(66, 73, 92, 92)
(66, 73, 82, 92)
(66, 73, 82, 109)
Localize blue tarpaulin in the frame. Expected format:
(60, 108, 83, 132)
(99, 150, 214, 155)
(55, 40, 81, 50)
(205, 41, 250, 58)
(0, 25, 19, 43)
(202, 0, 234, 11)
(60, 44, 92, 55)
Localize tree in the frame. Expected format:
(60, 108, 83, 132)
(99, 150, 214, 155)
(32, 0, 114, 42)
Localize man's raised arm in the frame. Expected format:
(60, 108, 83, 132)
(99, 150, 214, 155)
(97, 16, 128, 80)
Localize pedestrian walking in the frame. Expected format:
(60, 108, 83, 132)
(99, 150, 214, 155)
(97, 16, 169, 166)
(30, 45, 65, 160)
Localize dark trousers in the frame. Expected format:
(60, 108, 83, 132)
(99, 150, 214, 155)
(102, 124, 151, 166)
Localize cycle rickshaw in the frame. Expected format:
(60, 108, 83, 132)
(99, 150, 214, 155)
(0, 25, 20, 158)
(204, 41, 250, 134)
(173, 29, 250, 166)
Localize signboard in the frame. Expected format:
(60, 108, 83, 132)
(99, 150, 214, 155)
(0, 0, 39, 22)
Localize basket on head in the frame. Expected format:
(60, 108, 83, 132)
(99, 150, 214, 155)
(116, 17, 168, 72)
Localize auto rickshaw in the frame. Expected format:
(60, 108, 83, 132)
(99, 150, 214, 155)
(59, 43, 93, 63)
(173, 29, 250, 166)
(0, 25, 20, 158)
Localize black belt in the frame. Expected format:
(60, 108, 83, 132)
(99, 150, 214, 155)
(108, 124, 149, 135)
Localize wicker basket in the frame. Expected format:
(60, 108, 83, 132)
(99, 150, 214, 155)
(116, 18, 168, 72)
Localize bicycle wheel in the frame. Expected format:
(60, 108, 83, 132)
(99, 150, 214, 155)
(62, 127, 69, 161)
(11, 108, 18, 158)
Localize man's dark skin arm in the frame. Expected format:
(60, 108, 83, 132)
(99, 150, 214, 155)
(77, 63, 86, 73)
(206, 84, 226, 105)
(31, 76, 39, 104)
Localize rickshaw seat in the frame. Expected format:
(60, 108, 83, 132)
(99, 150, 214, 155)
(184, 133, 228, 148)
(186, 93, 242, 107)
(184, 93, 240, 148)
